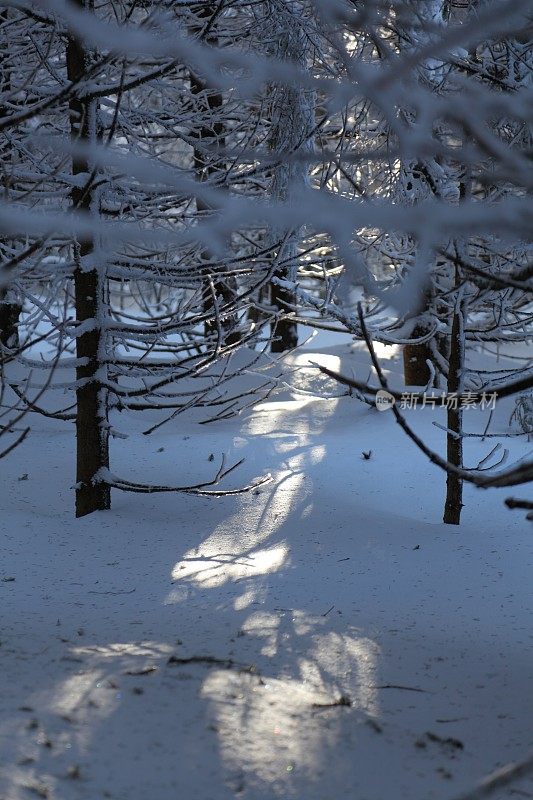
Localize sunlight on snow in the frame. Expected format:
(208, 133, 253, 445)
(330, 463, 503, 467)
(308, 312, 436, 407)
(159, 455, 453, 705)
(233, 586, 263, 611)
(349, 339, 400, 361)
(202, 669, 337, 788)
(46, 642, 172, 750)
(169, 543, 290, 590)
(239, 611, 379, 713)
(297, 352, 342, 371)
(200, 619, 380, 791)
(167, 456, 306, 594)
(168, 424, 314, 594)
(252, 395, 327, 415)
(165, 385, 382, 792)
(0, 641, 177, 797)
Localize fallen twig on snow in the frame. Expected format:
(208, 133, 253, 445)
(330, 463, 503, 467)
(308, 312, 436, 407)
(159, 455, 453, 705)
(373, 683, 429, 693)
(167, 655, 257, 673)
(311, 694, 352, 709)
(451, 751, 533, 800)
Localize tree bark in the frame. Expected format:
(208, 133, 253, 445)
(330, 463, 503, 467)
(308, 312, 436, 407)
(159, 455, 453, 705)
(66, 0, 110, 517)
(0, 9, 21, 369)
(190, 5, 240, 348)
(403, 323, 433, 386)
(0, 292, 22, 356)
(267, 1, 314, 352)
(443, 291, 464, 525)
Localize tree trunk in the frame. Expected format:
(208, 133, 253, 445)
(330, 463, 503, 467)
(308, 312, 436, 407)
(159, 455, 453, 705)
(443, 291, 464, 525)
(0, 9, 21, 370)
(271, 240, 299, 353)
(66, 0, 110, 517)
(190, 5, 240, 348)
(403, 322, 433, 386)
(267, 1, 314, 352)
(0, 291, 22, 357)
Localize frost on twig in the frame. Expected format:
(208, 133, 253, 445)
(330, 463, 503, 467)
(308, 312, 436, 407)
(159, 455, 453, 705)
(94, 456, 272, 497)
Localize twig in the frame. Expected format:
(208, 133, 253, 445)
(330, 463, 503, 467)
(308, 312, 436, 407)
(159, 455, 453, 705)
(124, 666, 157, 676)
(167, 654, 256, 672)
(0, 426, 30, 459)
(451, 751, 533, 800)
(312, 694, 352, 709)
(101, 455, 272, 496)
(316, 362, 533, 403)
(373, 684, 429, 693)
(348, 304, 533, 491)
(505, 498, 533, 511)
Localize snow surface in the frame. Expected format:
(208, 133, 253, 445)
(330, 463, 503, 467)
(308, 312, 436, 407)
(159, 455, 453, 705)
(1, 335, 532, 800)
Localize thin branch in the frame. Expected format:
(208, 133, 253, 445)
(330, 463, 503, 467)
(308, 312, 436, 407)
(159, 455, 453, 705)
(452, 752, 533, 800)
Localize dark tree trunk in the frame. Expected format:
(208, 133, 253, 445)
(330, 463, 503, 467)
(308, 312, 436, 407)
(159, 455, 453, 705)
(0, 292, 22, 357)
(266, 2, 313, 353)
(190, 6, 240, 348)
(67, 0, 110, 517)
(443, 131, 468, 525)
(403, 286, 435, 386)
(0, 9, 21, 369)
(443, 294, 464, 525)
(271, 282, 298, 352)
(403, 323, 433, 386)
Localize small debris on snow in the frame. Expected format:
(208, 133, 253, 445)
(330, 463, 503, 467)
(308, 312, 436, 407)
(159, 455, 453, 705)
(374, 684, 429, 693)
(23, 782, 49, 798)
(167, 654, 257, 673)
(312, 694, 352, 709)
(38, 735, 53, 749)
(17, 756, 35, 765)
(426, 731, 464, 750)
(66, 764, 82, 780)
(436, 767, 453, 780)
(124, 666, 157, 676)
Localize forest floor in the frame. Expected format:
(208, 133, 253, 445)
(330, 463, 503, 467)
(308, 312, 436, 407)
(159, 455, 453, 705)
(1, 333, 532, 800)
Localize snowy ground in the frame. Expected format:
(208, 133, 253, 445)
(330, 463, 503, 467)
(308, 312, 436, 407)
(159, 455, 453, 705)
(1, 335, 532, 800)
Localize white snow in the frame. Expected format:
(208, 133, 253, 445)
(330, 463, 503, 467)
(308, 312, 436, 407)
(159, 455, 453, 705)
(1, 335, 532, 800)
